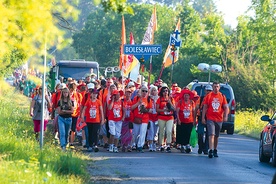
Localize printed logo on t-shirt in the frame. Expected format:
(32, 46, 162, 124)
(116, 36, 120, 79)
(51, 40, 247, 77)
(126, 107, 131, 118)
(211, 98, 220, 112)
(183, 108, 190, 118)
(89, 107, 96, 118)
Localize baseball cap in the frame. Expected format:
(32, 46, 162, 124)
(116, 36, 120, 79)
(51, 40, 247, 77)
(87, 83, 95, 89)
(205, 85, 213, 91)
(127, 81, 135, 87)
(59, 83, 67, 90)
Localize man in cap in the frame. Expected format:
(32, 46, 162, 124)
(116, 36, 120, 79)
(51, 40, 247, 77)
(195, 84, 212, 154)
(202, 82, 229, 158)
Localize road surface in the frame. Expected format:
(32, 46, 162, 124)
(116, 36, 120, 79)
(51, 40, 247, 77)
(84, 133, 275, 184)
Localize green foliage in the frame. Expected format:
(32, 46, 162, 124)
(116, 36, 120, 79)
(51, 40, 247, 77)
(0, 0, 78, 78)
(0, 81, 89, 183)
(72, 4, 177, 69)
(235, 110, 268, 139)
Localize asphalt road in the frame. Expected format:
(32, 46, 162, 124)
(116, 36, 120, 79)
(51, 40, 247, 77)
(85, 133, 275, 184)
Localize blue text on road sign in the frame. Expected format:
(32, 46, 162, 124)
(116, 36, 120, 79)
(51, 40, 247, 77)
(124, 44, 162, 55)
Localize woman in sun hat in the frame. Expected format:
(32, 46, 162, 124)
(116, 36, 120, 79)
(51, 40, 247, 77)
(176, 89, 196, 153)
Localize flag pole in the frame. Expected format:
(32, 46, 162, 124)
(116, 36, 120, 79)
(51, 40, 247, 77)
(158, 64, 165, 81)
(148, 55, 152, 88)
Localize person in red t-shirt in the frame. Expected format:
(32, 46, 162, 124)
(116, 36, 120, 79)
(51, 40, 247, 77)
(131, 85, 153, 153)
(202, 82, 229, 158)
(176, 89, 196, 153)
(121, 88, 133, 152)
(156, 84, 175, 153)
(107, 89, 124, 153)
(81, 89, 104, 152)
(147, 85, 159, 152)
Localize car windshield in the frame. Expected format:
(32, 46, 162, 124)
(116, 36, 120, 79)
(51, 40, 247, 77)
(59, 67, 98, 80)
(194, 85, 231, 103)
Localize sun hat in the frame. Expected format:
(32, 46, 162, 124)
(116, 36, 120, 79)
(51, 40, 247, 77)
(180, 89, 194, 98)
(127, 81, 135, 87)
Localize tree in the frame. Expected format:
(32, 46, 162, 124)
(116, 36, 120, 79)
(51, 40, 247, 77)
(0, 0, 78, 77)
(72, 4, 177, 71)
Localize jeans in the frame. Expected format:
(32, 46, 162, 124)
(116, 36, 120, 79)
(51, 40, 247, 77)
(58, 116, 72, 148)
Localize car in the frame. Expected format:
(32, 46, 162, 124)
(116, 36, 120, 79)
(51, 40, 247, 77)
(259, 113, 276, 167)
(187, 80, 236, 134)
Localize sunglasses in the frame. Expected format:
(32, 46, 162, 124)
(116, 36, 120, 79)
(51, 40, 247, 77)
(163, 90, 168, 92)
(142, 90, 148, 92)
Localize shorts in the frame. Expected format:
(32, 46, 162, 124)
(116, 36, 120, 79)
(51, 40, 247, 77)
(71, 117, 78, 132)
(206, 120, 222, 137)
(108, 120, 122, 139)
(33, 119, 48, 133)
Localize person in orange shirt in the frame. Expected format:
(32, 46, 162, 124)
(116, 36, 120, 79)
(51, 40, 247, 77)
(131, 85, 153, 153)
(147, 85, 159, 152)
(68, 83, 83, 149)
(81, 89, 104, 152)
(202, 82, 229, 158)
(121, 88, 133, 152)
(107, 89, 124, 153)
(156, 84, 175, 153)
(176, 89, 196, 153)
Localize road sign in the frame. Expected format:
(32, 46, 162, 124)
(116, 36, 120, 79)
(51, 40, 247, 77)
(124, 44, 162, 55)
(169, 34, 182, 47)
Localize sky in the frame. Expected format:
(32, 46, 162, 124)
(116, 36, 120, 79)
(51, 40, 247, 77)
(215, 0, 252, 27)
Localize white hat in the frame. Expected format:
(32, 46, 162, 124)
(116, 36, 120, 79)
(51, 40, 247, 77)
(87, 83, 95, 89)
(59, 83, 67, 89)
(127, 81, 135, 87)
(205, 85, 213, 91)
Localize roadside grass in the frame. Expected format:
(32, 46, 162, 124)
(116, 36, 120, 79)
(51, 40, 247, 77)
(235, 109, 269, 139)
(0, 81, 91, 183)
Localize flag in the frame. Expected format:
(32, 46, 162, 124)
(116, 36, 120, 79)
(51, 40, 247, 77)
(119, 15, 127, 70)
(162, 18, 181, 68)
(124, 32, 139, 76)
(129, 6, 157, 81)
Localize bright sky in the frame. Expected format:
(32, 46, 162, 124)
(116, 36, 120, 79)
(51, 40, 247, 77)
(215, 0, 252, 27)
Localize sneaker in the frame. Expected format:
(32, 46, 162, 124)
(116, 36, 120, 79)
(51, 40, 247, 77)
(109, 145, 114, 152)
(82, 140, 86, 146)
(113, 147, 119, 153)
(94, 146, 99, 152)
(87, 147, 93, 152)
(166, 147, 171, 153)
(203, 150, 208, 155)
(198, 149, 203, 154)
(61, 147, 66, 151)
(132, 145, 136, 150)
(104, 143, 109, 148)
(213, 149, 218, 157)
(149, 144, 153, 152)
(185, 145, 191, 153)
(122, 146, 126, 152)
(152, 143, 157, 152)
(159, 146, 164, 152)
(69, 144, 75, 149)
(208, 149, 213, 158)
(137, 147, 144, 153)
(127, 146, 132, 152)
(180, 145, 185, 153)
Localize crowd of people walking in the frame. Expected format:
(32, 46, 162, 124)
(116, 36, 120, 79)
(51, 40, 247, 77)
(29, 74, 229, 158)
